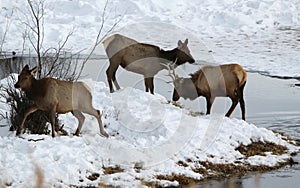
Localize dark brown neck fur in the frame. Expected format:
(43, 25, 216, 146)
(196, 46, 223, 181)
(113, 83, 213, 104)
(159, 48, 177, 62)
(189, 70, 204, 96)
(25, 78, 48, 100)
(190, 69, 202, 83)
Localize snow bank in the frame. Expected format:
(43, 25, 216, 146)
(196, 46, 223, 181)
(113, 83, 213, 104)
(1, 0, 299, 50)
(1, 0, 300, 78)
(0, 76, 298, 187)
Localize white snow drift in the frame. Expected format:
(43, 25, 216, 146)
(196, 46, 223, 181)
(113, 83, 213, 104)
(0, 75, 298, 187)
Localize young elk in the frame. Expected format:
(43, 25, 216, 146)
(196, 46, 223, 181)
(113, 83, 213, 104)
(166, 63, 247, 120)
(103, 34, 195, 94)
(14, 65, 109, 137)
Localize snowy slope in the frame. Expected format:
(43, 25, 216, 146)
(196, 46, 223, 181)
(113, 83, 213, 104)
(0, 75, 298, 187)
(0, 1, 299, 185)
(0, 0, 300, 78)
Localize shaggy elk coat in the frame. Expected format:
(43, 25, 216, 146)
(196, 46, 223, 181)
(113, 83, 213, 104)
(170, 63, 247, 120)
(14, 65, 108, 137)
(103, 34, 195, 94)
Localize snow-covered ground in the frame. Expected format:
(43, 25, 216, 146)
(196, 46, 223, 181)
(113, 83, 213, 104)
(1, 0, 300, 78)
(0, 0, 300, 187)
(0, 75, 299, 187)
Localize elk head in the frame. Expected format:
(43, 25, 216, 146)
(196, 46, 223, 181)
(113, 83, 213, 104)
(163, 61, 198, 101)
(15, 65, 38, 91)
(176, 39, 195, 65)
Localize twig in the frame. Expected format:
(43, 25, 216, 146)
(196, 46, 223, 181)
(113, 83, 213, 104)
(76, 0, 122, 80)
(28, 138, 45, 142)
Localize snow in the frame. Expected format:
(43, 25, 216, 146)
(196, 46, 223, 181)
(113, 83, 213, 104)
(1, 0, 300, 78)
(0, 0, 300, 186)
(0, 76, 299, 187)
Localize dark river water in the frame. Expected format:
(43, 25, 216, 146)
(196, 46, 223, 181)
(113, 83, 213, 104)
(83, 58, 300, 188)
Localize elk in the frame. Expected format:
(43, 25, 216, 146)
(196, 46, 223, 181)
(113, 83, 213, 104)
(102, 34, 195, 94)
(166, 63, 247, 120)
(14, 65, 109, 137)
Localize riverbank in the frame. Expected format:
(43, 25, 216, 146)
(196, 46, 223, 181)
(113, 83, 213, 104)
(0, 72, 299, 187)
(145, 139, 299, 187)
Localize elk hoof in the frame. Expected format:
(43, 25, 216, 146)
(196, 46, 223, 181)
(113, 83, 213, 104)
(74, 129, 80, 136)
(16, 131, 21, 136)
(101, 131, 109, 138)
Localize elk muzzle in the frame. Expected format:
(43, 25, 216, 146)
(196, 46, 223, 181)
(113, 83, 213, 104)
(189, 57, 195, 64)
(14, 83, 20, 88)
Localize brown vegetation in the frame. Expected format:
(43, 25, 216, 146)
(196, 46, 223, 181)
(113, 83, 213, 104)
(236, 141, 288, 158)
(86, 172, 100, 181)
(103, 165, 124, 175)
(144, 141, 298, 187)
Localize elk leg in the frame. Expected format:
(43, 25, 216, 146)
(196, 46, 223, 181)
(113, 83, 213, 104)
(16, 105, 38, 136)
(84, 108, 108, 138)
(72, 110, 85, 136)
(106, 68, 114, 93)
(49, 107, 57, 138)
(144, 77, 154, 94)
(144, 77, 149, 92)
(205, 96, 215, 115)
(106, 64, 119, 93)
(225, 98, 238, 118)
(240, 96, 246, 120)
(149, 77, 154, 94)
(112, 73, 120, 90)
(239, 82, 246, 120)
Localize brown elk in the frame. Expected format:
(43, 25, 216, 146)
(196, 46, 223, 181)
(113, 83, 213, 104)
(166, 63, 247, 120)
(102, 34, 195, 94)
(14, 65, 109, 137)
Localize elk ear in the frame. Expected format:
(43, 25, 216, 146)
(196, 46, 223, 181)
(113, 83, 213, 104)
(178, 40, 183, 47)
(184, 39, 188, 45)
(30, 66, 38, 75)
(22, 64, 29, 71)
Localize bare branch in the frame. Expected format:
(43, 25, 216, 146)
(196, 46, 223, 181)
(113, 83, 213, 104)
(76, 0, 122, 80)
(25, 0, 46, 77)
(43, 30, 74, 77)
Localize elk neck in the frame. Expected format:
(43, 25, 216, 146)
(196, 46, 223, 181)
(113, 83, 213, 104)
(159, 48, 178, 63)
(190, 72, 199, 83)
(25, 77, 48, 100)
(187, 71, 203, 96)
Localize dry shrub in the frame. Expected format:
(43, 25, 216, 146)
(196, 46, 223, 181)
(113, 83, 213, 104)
(1, 52, 81, 135)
